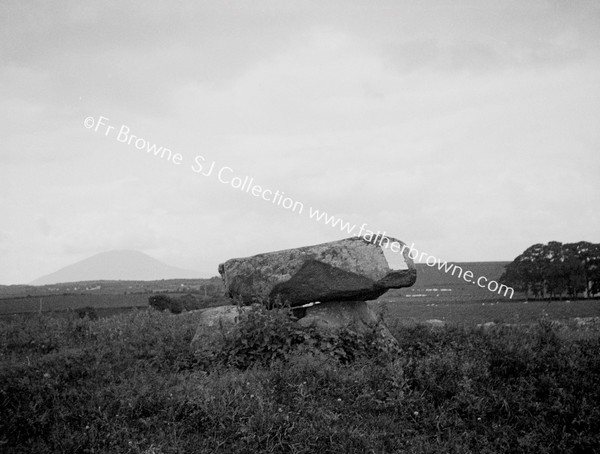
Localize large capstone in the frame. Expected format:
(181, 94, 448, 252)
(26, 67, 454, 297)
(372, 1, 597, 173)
(218, 236, 416, 307)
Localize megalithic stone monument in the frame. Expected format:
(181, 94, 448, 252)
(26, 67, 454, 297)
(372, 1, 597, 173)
(191, 236, 416, 348)
(219, 236, 416, 306)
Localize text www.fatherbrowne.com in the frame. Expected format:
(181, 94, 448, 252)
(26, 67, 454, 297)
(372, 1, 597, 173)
(84, 115, 514, 299)
(306, 209, 514, 299)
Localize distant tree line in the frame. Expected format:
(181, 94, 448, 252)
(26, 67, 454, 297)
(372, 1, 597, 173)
(500, 241, 600, 300)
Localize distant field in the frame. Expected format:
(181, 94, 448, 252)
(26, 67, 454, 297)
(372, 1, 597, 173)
(0, 293, 151, 315)
(2, 263, 598, 325)
(393, 261, 525, 300)
(0, 278, 222, 298)
(3, 290, 598, 328)
(372, 261, 600, 324)
(371, 297, 600, 325)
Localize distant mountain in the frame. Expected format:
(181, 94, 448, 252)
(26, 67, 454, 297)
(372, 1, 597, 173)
(30, 250, 199, 285)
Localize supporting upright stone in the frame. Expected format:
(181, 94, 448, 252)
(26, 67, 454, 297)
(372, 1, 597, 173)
(296, 300, 396, 341)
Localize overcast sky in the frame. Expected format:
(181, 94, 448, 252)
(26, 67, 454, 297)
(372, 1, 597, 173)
(1, 0, 599, 284)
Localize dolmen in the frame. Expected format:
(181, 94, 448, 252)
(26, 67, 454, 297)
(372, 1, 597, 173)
(191, 236, 416, 347)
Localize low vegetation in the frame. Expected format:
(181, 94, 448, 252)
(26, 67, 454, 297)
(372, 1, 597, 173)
(378, 297, 600, 326)
(1, 306, 599, 453)
(148, 294, 216, 314)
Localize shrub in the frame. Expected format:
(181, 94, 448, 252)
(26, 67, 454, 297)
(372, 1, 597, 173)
(177, 294, 207, 311)
(149, 294, 200, 314)
(75, 306, 98, 320)
(148, 294, 172, 312)
(207, 303, 398, 369)
(168, 298, 184, 314)
(149, 294, 188, 314)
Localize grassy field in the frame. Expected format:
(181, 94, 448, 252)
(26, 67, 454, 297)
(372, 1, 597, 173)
(0, 294, 151, 315)
(0, 278, 228, 317)
(372, 297, 600, 325)
(2, 282, 598, 324)
(1, 305, 599, 453)
(0, 293, 230, 318)
(0, 278, 222, 298)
